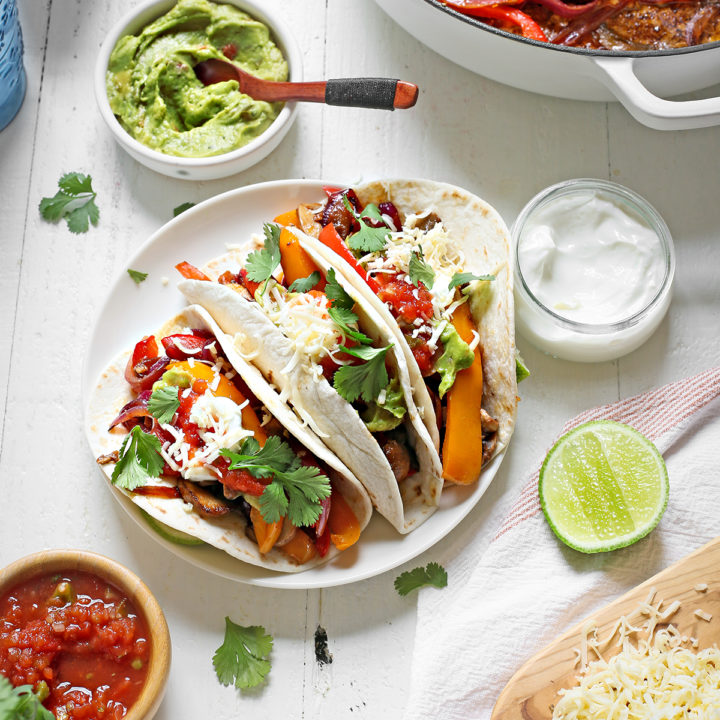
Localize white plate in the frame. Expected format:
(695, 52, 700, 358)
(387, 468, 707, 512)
(82, 179, 507, 589)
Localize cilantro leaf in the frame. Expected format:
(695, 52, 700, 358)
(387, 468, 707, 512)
(287, 270, 321, 294)
(221, 436, 296, 479)
(261, 464, 331, 527)
(221, 437, 331, 526)
(111, 426, 164, 491)
(324, 268, 355, 310)
(148, 385, 180, 424)
(0, 675, 55, 720)
(213, 617, 273, 690)
(39, 172, 99, 234)
(245, 223, 282, 293)
(408, 248, 435, 290)
(394, 562, 448, 596)
(127, 269, 148, 284)
(342, 196, 391, 253)
(173, 201, 195, 217)
(448, 271, 496, 291)
(328, 306, 373, 346)
(334, 345, 391, 404)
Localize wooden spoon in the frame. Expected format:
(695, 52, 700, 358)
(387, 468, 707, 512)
(492, 536, 720, 719)
(194, 59, 419, 110)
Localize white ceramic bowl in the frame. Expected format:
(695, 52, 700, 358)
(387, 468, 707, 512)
(512, 179, 675, 363)
(94, 0, 302, 180)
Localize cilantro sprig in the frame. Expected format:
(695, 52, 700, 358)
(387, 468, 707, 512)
(39, 172, 99, 233)
(245, 223, 282, 294)
(148, 385, 180, 424)
(213, 617, 273, 691)
(322, 269, 372, 345)
(334, 345, 391, 404)
(287, 270, 321, 294)
(324, 267, 354, 310)
(127, 269, 148, 284)
(221, 436, 331, 527)
(328, 306, 373, 346)
(448, 271, 495, 291)
(342, 196, 391, 253)
(408, 248, 435, 290)
(394, 562, 448, 596)
(0, 674, 55, 720)
(111, 426, 164, 491)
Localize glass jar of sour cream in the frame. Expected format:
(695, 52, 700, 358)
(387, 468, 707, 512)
(513, 179, 674, 362)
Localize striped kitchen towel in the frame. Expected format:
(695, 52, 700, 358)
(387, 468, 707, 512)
(405, 366, 720, 720)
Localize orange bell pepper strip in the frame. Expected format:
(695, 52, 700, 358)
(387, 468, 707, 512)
(442, 302, 484, 485)
(280, 529, 317, 564)
(328, 490, 361, 551)
(175, 261, 211, 281)
(250, 507, 284, 554)
(279, 228, 326, 290)
(273, 209, 299, 227)
(317, 223, 381, 294)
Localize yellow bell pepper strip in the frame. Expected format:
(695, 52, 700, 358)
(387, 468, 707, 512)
(250, 507, 284, 554)
(278, 227, 326, 290)
(273, 208, 299, 227)
(441, 301, 484, 485)
(328, 489, 361, 551)
(281, 528, 317, 564)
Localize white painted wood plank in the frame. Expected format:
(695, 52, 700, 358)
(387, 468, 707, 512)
(0, 1, 50, 448)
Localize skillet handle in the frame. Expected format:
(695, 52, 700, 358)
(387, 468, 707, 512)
(590, 57, 720, 131)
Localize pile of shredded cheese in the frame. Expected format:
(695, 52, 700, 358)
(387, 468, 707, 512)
(553, 589, 720, 719)
(257, 284, 351, 381)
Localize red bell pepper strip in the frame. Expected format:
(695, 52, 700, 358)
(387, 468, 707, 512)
(317, 223, 381, 294)
(175, 261, 211, 281)
(441, 0, 549, 41)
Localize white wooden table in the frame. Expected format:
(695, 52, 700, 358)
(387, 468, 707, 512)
(2, 1, 720, 718)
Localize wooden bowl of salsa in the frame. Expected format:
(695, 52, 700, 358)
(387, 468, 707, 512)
(0, 550, 170, 720)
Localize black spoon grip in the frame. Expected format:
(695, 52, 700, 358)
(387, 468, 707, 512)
(325, 78, 400, 111)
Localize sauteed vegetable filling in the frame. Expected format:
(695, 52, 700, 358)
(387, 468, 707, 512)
(103, 328, 361, 563)
(177, 224, 421, 487)
(440, 0, 720, 49)
(283, 186, 500, 485)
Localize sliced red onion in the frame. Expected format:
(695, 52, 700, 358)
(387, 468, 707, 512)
(109, 390, 152, 430)
(124, 355, 170, 394)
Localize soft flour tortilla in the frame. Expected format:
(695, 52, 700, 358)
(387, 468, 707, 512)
(179, 247, 444, 534)
(86, 305, 372, 573)
(303, 178, 518, 458)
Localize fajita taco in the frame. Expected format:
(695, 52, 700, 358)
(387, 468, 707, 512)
(176, 224, 443, 534)
(87, 305, 372, 572)
(279, 179, 517, 486)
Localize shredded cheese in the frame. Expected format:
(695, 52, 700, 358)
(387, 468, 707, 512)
(555, 592, 720, 720)
(257, 284, 351, 381)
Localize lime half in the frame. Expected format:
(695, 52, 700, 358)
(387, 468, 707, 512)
(539, 420, 668, 553)
(140, 510, 205, 547)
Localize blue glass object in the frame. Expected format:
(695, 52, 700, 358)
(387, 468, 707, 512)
(0, 0, 26, 131)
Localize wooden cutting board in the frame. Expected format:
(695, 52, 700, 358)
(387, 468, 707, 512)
(491, 536, 720, 720)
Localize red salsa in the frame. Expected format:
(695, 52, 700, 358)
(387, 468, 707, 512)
(0, 571, 150, 719)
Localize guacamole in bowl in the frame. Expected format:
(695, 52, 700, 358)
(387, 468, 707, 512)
(106, 0, 288, 158)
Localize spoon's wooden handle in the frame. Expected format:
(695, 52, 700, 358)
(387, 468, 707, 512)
(325, 78, 419, 110)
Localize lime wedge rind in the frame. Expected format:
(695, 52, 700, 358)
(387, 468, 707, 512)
(539, 420, 668, 554)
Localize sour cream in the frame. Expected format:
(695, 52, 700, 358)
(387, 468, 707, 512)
(513, 180, 674, 362)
